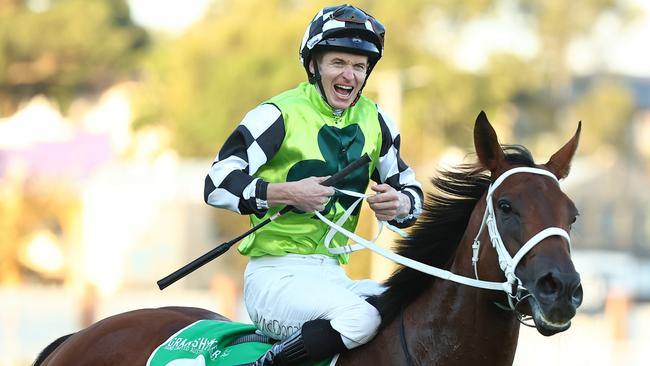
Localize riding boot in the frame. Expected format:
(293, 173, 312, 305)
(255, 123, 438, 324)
(242, 319, 347, 366)
(252, 328, 308, 366)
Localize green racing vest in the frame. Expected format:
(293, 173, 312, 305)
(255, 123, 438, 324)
(237, 82, 383, 264)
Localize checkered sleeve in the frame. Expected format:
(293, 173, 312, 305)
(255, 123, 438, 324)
(204, 103, 284, 217)
(371, 106, 423, 228)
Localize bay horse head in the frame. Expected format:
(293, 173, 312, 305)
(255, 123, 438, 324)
(354, 111, 585, 365)
(472, 110, 583, 336)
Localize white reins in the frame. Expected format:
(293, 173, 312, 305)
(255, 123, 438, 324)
(314, 167, 571, 308)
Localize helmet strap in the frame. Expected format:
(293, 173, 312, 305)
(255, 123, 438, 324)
(350, 63, 375, 107)
(308, 60, 321, 85)
(350, 80, 365, 107)
(309, 58, 331, 107)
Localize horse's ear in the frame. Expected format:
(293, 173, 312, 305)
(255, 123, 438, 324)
(474, 111, 506, 174)
(545, 121, 582, 179)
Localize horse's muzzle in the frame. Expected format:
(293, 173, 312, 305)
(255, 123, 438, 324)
(528, 269, 583, 336)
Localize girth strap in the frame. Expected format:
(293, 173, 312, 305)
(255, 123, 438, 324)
(228, 333, 275, 347)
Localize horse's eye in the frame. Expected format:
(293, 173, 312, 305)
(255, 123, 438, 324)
(570, 215, 577, 225)
(498, 200, 512, 213)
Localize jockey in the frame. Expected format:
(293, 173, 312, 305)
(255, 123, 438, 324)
(204, 4, 423, 365)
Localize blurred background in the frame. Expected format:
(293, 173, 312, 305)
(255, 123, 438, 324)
(0, 0, 649, 365)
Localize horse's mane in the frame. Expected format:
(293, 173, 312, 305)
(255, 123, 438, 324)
(369, 145, 535, 326)
(32, 333, 74, 366)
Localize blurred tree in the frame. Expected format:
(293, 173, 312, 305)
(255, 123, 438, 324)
(0, 0, 638, 157)
(378, 0, 500, 159)
(132, 0, 502, 158)
(131, 0, 640, 162)
(573, 79, 634, 151)
(404, 0, 637, 157)
(394, 0, 637, 157)
(133, 0, 313, 157)
(0, 0, 149, 116)
(509, 0, 637, 141)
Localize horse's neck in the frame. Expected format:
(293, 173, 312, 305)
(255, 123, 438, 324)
(341, 280, 521, 366)
(402, 201, 522, 365)
(399, 279, 520, 365)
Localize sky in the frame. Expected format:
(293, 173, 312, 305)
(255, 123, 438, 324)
(126, 0, 212, 36)
(127, 0, 650, 77)
(448, 0, 650, 76)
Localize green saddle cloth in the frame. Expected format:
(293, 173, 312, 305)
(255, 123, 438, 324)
(147, 320, 335, 366)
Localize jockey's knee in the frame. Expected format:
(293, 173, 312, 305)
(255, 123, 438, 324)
(331, 301, 381, 349)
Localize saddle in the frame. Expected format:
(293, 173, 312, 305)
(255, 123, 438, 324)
(146, 320, 334, 366)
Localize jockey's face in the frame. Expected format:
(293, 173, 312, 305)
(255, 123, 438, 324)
(310, 51, 369, 109)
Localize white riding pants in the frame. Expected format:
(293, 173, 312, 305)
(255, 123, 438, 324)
(243, 254, 385, 349)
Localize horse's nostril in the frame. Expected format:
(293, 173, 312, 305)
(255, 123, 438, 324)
(535, 271, 583, 306)
(537, 272, 560, 298)
(572, 284, 584, 306)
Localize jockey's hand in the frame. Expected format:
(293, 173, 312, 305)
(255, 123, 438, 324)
(366, 184, 411, 221)
(267, 177, 335, 212)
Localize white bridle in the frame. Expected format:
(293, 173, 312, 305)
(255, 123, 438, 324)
(470, 167, 571, 307)
(314, 166, 571, 310)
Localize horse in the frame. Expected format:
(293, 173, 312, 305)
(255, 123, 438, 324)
(34, 111, 583, 366)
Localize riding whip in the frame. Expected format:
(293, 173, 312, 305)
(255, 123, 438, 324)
(157, 153, 371, 290)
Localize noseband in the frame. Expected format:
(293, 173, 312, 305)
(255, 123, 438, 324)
(471, 167, 571, 310)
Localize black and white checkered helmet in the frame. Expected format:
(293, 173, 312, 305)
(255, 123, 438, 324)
(299, 4, 385, 79)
